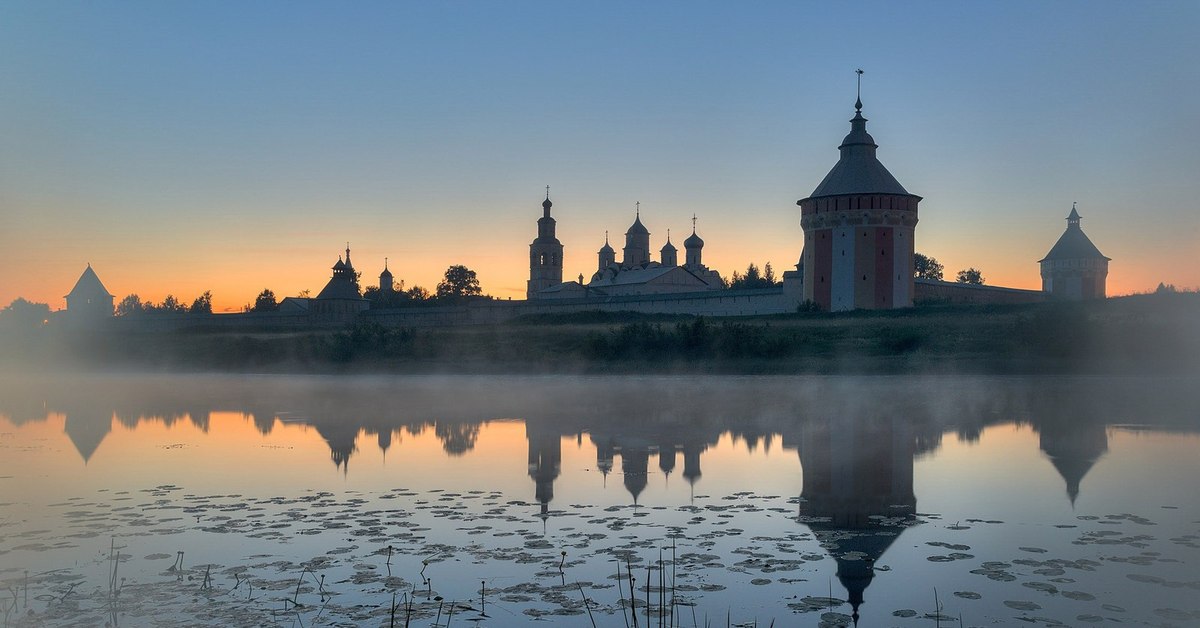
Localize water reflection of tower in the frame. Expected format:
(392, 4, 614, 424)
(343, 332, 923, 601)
(63, 405, 114, 463)
(793, 415, 918, 624)
(1038, 420, 1108, 506)
(526, 421, 561, 519)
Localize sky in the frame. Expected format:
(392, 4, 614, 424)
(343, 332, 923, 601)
(1, 1, 1198, 311)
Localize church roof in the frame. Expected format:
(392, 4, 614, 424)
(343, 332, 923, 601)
(804, 105, 915, 200)
(1040, 208, 1109, 262)
(684, 230, 704, 249)
(660, 239, 677, 253)
(589, 265, 707, 288)
(65, 264, 114, 299)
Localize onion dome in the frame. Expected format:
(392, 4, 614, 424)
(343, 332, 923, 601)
(627, 214, 649, 236)
(684, 229, 704, 249)
(599, 233, 615, 254)
(661, 239, 677, 254)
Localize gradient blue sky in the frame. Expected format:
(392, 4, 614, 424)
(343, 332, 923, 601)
(2, 1, 1197, 310)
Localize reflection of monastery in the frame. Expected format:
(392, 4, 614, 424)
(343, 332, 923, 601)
(5, 374, 1172, 617)
(61, 87, 1109, 327)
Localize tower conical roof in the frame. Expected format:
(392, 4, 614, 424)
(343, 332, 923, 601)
(65, 264, 114, 299)
(806, 102, 912, 199)
(1040, 206, 1109, 262)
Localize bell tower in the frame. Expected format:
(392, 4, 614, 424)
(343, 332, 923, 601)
(527, 187, 564, 299)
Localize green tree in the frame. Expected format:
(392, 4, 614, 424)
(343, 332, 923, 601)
(0, 298, 51, 329)
(189, 291, 213, 314)
(436, 265, 482, 300)
(158, 294, 188, 313)
(728, 262, 777, 289)
(252, 289, 279, 312)
(956, 268, 985, 285)
(914, 253, 944, 280)
(116, 294, 144, 316)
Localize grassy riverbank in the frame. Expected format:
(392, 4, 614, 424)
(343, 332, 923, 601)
(6, 292, 1198, 375)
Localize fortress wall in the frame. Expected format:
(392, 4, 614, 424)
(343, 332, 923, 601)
(103, 288, 797, 331)
(914, 279, 1044, 305)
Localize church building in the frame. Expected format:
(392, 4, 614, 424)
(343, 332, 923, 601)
(793, 86, 921, 311)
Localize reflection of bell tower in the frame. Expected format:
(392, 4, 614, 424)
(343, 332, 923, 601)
(1038, 421, 1108, 506)
(796, 415, 917, 623)
(620, 446, 650, 503)
(526, 423, 561, 519)
(681, 442, 704, 492)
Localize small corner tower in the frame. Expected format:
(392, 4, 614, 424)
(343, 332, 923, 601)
(1039, 204, 1109, 300)
(796, 71, 921, 311)
(528, 187, 564, 299)
(64, 264, 115, 322)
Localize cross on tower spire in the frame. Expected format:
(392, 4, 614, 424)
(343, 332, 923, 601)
(545, 184, 550, 200)
(636, 201, 640, 217)
(855, 69, 864, 112)
(692, 213, 697, 233)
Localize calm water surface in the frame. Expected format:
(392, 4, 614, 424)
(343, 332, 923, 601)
(1, 373, 1198, 627)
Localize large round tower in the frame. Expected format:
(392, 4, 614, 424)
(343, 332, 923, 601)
(797, 88, 921, 311)
(527, 188, 564, 299)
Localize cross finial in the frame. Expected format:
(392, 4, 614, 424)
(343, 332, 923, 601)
(545, 184, 550, 200)
(384, 256, 388, 270)
(667, 228, 671, 242)
(605, 230, 609, 244)
(855, 69, 864, 112)
(692, 213, 697, 233)
(636, 201, 640, 217)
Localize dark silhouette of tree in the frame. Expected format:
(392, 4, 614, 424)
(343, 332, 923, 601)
(435, 423, 480, 456)
(956, 268, 985, 285)
(189, 291, 213, 314)
(159, 295, 188, 313)
(253, 289, 279, 312)
(436, 265, 482, 300)
(116, 294, 144, 317)
(728, 262, 778, 289)
(407, 286, 431, 301)
(914, 253, 944, 280)
(0, 298, 50, 329)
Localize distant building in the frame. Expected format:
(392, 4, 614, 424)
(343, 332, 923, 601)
(1040, 204, 1109, 300)
(792, 93, 921, 311)
(64, 264, 114, 324)
(311, 245, 368, 321)
(527, 191, 564, 299)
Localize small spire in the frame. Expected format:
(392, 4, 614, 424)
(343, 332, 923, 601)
(667, 228, 671, 243)
(855, 68, 864, 112)
(545, 184, 551, 200)
(384, 257, 388, 271)
(636, 201, 640, 218)
(605, 230, 609, 245)
(692, 213, 697, 233)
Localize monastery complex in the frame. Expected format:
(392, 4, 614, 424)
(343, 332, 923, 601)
(59, 91, 1110, 328)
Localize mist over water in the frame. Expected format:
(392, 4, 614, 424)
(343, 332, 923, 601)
(1, 372, 1198, 626)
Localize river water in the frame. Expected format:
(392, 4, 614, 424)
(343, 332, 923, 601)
(1, 373, 1198, 627)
